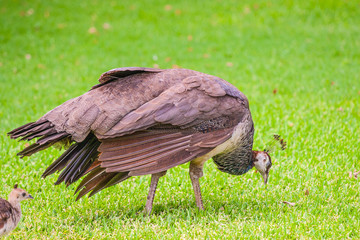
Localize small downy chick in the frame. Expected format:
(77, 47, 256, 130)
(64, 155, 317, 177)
(0, 184, 33, 238)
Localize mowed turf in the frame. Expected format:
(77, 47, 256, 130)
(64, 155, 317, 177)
(1, 0, 359, 239)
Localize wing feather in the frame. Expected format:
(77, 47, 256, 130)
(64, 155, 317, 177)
(0, 199, 13, 227)
(100, 74, 246, 139)
(93, 67, 163, 88)
(97, 126, 234, 177)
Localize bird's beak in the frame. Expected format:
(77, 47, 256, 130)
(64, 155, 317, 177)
(28, 195, 34, 199)
(262, 172, 269, 185)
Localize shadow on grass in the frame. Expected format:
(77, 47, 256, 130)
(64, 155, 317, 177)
(75, 198, 277, 223)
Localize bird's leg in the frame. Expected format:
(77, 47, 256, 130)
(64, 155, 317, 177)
(189, 162, 204, 210)
(145, 171, 167, 215)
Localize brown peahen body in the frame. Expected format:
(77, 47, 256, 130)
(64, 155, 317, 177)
(8, 67, 272, 214)
(0, 185, 33, 237)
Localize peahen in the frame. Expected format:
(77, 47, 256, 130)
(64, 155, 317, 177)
(0, 185, 33, 237)
(8, 67, 277, 214)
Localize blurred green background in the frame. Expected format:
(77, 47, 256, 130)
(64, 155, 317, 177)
(1, 0, 359, 239)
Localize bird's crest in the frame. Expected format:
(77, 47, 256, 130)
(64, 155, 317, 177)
(264, 134, 287, 153)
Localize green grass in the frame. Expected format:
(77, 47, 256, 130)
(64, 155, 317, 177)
(1, 0, 360, 239)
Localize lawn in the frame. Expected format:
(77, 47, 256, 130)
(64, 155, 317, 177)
(1, 0, 359, 239)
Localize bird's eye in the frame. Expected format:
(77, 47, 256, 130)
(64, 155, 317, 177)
(22, 192, 26, 197)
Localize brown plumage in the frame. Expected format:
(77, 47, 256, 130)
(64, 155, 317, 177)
(8, 67, 273, 214)
(0, 185, 33, 237)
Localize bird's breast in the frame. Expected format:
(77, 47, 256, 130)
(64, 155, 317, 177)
(191, 119, 253, 167)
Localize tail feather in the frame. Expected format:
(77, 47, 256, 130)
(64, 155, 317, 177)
(88, 172, 130, 198)
(8, 120, 71, 157)
(75, 166, 104, 193)
(51, 134, 100, 186)
(60, 140, 100, 186)
(18, 122, 52, 140)
(84, 159, 101, 175)
(37, 132, 68, 145)
(8, 120, 47, 138)
(8, 120, 49, 139)
(75, 168, 108, 200)
(70, 148, 99, 183)
(21, 128, 57, 141)
(7, 121, 35, 136)
(42, 144, 78, 178)
(86, 172, 118, 197)
(9, 120, 131, 201)
(17, 132, 69, 157)
(17, 141, 54, 157)
(75, 169, 130, 200)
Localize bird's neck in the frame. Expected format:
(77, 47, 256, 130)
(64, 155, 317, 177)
(213, 146, 254, 175)
(8, 195, 22, 215)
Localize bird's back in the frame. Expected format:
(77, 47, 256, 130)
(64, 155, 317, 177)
(41, 68, 211, 142)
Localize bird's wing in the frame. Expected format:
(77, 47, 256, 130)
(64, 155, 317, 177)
(96, 75, 251, 176)
(101, 75, 249, 138)
(0, 199, 12, 229)
(92, 67, 163, 89)
(98, 128, 234, 176)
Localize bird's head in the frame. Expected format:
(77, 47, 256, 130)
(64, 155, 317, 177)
(9, 184, 34, 202)
(252, 151, 272, 185)
(252, 134, 287, 185)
